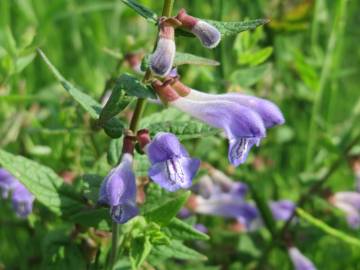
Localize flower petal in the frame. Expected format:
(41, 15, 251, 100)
(228, 137, 260, 166)
(111, 201, 139, 224)
(270, 200, 295, 221)
(150, 38, 175, 77)
(172, 98, 266, 139)
(146, 132, 188, 164)
(288, 247, 317, 270)
(148, 157, 199, 192)
(187, 90, 285, 128)
(191, 20, 221, 49)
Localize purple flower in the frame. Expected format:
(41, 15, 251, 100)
(270, 200, 296, 221)
(330, 191, 360, 228)
(11, 181, 35, 218)
(99, 154, 138, 224)
(145, 132, 200, 192)
(210, 169, 248, 196)
(194, 223, 208, 233)
(0, 169, 17, 198)
(185, 89, 285, 128)
(193, 193, 258, 222)
(0, 168, 34, 218)
(288, 247, 317, 270)
(149, 20, 176, 77)
(171, 97, 266, 166)
(176, 9, 221, 49)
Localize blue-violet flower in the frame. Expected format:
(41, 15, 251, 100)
(145, 132, 200, 192)
(99, 153, 138, 224)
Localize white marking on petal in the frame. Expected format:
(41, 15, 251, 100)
(112, 206, 123, 220)
(166, 158, 185, 185)
(230, 138, 250, 162)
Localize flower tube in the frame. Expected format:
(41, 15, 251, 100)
(152, 80, 266, 166)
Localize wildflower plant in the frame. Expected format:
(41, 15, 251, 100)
(0, 0, 360, 269)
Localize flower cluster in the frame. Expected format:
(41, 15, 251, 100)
(98, 9, 284, 226)
(185, 168, 295, 231)
(0, 168, 35, 218)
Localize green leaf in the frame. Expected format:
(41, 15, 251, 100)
(103, 117, 125, 138)
(129, 236, 152, 270)
(134, 154, 151, 177)
(144, 191, 191, 226)
(121, 0, 157, 23)
(99, 85, 134, 124)
(116, 73, 156, 99)
(69, 208, 111, 230)
(107, 137, 123, 166)
(37, 49, 102, 119)
(140, 108, 191, 127)
(296, 208, 360, 248)
(15, 52, 36, 73)
(174, 52, 219, 66)
(42, 228, 87, 269)
(141, 52, 219, 71)
(152, 240, 207, 261)
(0, 149, 84, 216)
(141, 183, 176, 214)
(148, 120, 220, 141)
(206, 19, 270, 37)
(238, 47, 273, 66)
(230, 64, 269, 87)
(164, 218, 209, 241)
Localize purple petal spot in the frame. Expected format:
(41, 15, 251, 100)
(228, 137, 260, 166)
(192, 21, 221, 49)
(270, 200, 295, 221)
(288, 247, 317, 270)
(147, 132, 200, 192)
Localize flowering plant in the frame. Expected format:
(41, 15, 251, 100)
(0, 0, 359, 269)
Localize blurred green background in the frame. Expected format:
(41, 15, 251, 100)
(1, 0, 360, 269)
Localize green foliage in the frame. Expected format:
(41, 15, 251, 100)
(206, 19, 270, 37)
(148, 120, 220, 141)
(114, 73, 156, 99)
(1, 0, 360, 269)
(174, 52, 220, 66)
(144, 191, 191, 226)
(0, 149, 84, 216)
(121, 0, 158, 23)
(164, 218, 209, 241)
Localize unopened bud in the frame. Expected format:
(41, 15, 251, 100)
(176, 9, 221, 49)
(150, 19, 176, 77)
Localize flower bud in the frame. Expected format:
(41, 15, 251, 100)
(176, 9, 221, 49)
(149, 19, 176, 77)
(288, 247, 317, 270)
(98, 154, 138, 224)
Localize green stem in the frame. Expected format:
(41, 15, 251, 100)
(108, 1, 175, 269)
(161, 0, 174, 17)
(109, 222, 119, 270)
(305, 0, 349, 169)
